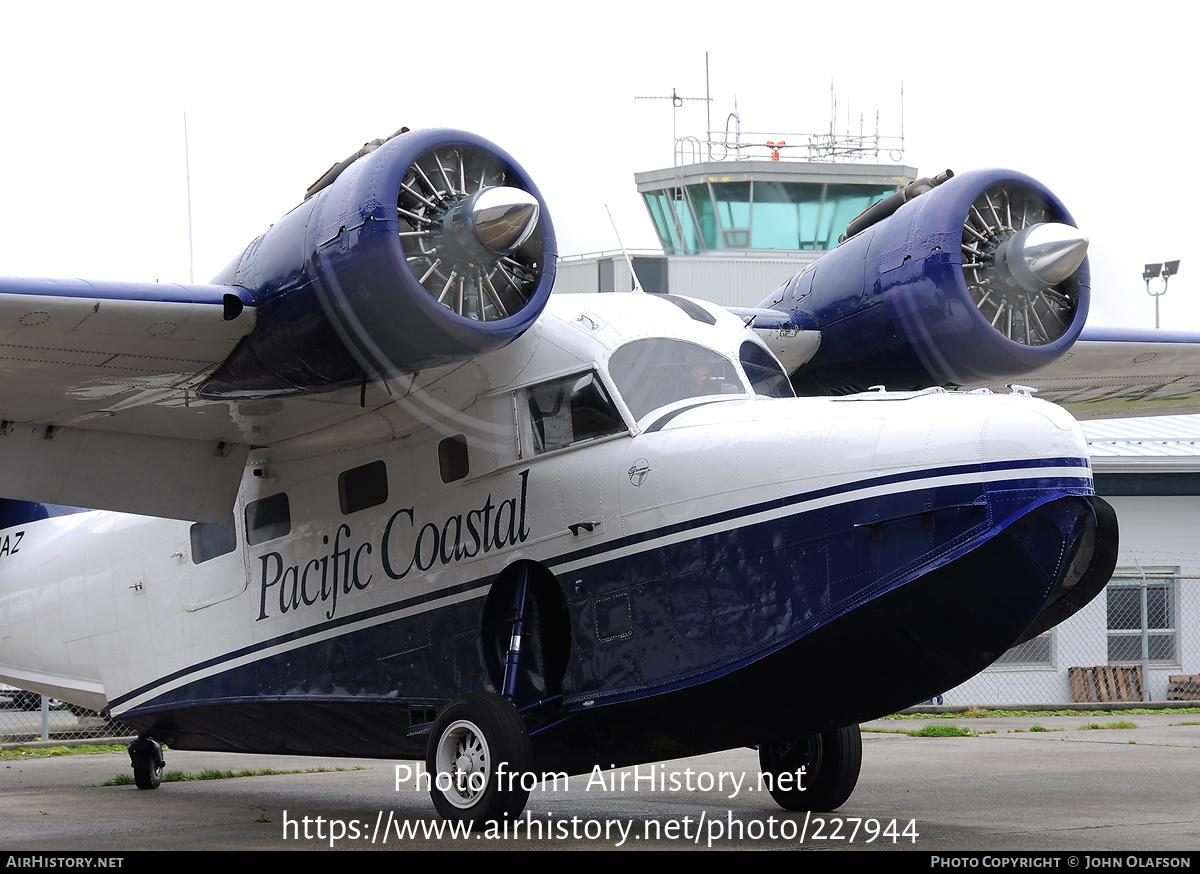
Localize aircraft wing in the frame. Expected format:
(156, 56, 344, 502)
(0, 278, 261, 522)
(0, 129, 557, 523)
(748, 306, 1200, 422)
(1003, 327, 1200, 420)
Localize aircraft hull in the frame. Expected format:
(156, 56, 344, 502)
(0, 349, 1113, 777)
(533, 492, 1114, 773)
(103, 461, 1112, 774)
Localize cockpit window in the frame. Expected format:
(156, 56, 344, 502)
(608, 338, 744, 420)
(739, 341, 795, 399)
(528, 371, 625, 454)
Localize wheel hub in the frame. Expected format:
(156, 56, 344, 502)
(438, 720, 490, 804)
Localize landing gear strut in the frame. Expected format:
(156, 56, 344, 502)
(127, 736, 165, 790)
(759, 724, 862, 811)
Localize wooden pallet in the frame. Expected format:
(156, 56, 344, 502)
(1069, 665, 1144, 702)
(1167, 674, 1200, 701)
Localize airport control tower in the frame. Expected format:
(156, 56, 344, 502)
(555, 109, 917, 307)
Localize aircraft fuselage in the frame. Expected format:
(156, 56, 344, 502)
(0, 293, 1115, 776)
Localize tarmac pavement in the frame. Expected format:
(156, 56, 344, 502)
(1, 711, 1197, 852)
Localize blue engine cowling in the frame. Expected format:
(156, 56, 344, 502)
(762, 169, 1089, 394)
(201, 129, 557, 397)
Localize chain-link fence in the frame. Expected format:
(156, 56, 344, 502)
(945, 572, 1199, 707)
(0, 691, 133, 745)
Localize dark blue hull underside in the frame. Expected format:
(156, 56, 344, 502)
(114, 475, 1116, 774)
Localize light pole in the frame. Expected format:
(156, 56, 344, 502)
(1143, 260, 1181, 329)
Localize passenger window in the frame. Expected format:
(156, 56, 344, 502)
(245, 493, 290, 545)
(339, 460, 388, 514)
(438, 435, 469, 483)
(190, 514, 238, 564)
(528, 372, 625, 454)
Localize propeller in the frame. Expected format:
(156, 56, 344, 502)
(396, 146, 545, 322)
(960, 187, 1087, 347)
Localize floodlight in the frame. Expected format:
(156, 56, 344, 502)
(1144, 260, 1182, 328)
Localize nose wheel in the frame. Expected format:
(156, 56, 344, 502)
(127, 736, 165, 790)
(758, 724, 861, 811)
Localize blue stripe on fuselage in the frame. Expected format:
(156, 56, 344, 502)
(550, 456, 1089, 568)
(108, 458, 1092, 714)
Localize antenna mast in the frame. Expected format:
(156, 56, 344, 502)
(634, 86, 711, 166)
(183, 112, 195, 284)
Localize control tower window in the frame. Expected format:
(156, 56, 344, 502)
(642, 180, 895, 253)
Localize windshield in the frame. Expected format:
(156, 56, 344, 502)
(608, 338, 744, 420)
(740, 341, 794, 399)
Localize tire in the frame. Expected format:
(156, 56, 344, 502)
(759, 724, 862, 812)
(132, 752, 163, 790)
(426, 692, 533, 823)
(128, 738, 164, 790)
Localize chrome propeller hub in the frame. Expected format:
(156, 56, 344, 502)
(961, 187, 1085, 346)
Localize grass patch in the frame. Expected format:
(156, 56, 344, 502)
(908, 724, 976, 738)
(1078, 720, 1138, 731)
(0, 745, 125, 760)
(102, 765, 362, 786)
(881, 707, 1199, 720)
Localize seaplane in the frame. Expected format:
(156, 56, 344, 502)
(0, 125, 1191, 824)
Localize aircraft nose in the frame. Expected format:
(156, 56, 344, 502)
(864, 389, 1081, 462)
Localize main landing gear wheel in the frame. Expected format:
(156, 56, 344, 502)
(127, 737, 165, 790)
(426, 692, 533, 823)
(759, 724, 862, 812)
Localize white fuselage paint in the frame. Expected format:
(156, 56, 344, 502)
(0, 294, 1092, 716)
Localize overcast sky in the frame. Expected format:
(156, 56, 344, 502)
(0, 1, 1193, 328)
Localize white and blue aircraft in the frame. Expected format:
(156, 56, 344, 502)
(0, 127, 1194, 823)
